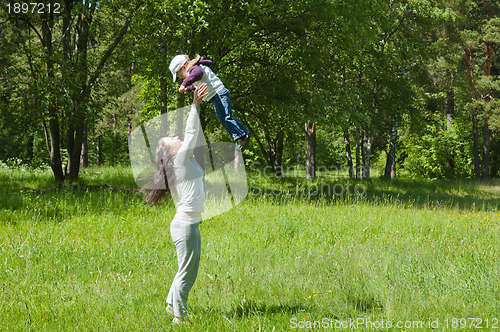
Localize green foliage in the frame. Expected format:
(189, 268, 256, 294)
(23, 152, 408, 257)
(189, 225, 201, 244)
(403, 114, 473, 179)
(484, 17, 500, 43)
(315, 128, 346, 169)
(0, 0, 498, 180)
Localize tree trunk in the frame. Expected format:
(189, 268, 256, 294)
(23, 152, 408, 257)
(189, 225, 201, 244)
(241, 120, 270, 172)
(66, 3, 94, 181)
(362, 131, 371, 179)
(80, 125, 88, 168)
(45, 0, 140, 182)
(160, 38, 169, 115)
(384, 118, 398, 179)
(462, 42, 482, 179)
(263, 131, 276, 168)
(482, 118, 490, 178)
(355, 130, 361, 179)
(304, 121, 316, 180)
(44, 107, 64, 183)
(275, 130, 284, 176)
(296, 147, 302, 170)
(41, 15, 64, 183)
(482, 39, 493, 179)
(446, 87, 454, 172)
(485, 40, 492, 80)
(343, 131, 354, 178)
(471, 114, 481, 179)
(262, 129, 284, 175)
(96, 136, 101, 166)
(66, 113, 86, 181)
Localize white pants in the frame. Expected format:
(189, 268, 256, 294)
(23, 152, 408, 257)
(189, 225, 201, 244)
(167, 215, 202, 317)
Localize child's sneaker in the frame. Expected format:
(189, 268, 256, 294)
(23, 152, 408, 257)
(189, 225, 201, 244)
(235, 134, 250, 151)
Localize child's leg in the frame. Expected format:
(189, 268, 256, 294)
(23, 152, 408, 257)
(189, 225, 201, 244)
(211, 90, 248, 141)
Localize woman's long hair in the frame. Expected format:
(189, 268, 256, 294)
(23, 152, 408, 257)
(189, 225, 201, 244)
(139, 138, 176, 205)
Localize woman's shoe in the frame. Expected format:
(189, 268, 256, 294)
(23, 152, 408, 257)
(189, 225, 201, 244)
(166, 304, 174, 316)
(172, 317, 185, 324)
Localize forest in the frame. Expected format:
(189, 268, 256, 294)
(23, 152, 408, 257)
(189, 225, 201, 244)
(2, 1, 500, 329)
(1, 0, 499, 182)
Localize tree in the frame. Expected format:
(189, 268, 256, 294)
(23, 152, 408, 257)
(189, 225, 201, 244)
(451, 0, 500, 178)
(4, 0, 143, 182)
(0, 17, 39, 163)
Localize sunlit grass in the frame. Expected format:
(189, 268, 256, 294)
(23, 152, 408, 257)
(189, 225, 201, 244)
(1, 165, 499, 330)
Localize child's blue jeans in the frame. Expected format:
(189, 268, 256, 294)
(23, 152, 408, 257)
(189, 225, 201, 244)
(210, 88, 249, 141)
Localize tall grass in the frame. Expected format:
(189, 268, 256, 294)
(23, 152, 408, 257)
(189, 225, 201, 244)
(1, 165, 499, 331)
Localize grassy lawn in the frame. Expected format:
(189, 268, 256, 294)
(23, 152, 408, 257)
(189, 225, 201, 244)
(1, 165, 499, 331)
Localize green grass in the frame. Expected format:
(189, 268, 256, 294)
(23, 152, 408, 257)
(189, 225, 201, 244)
(1, 165, 500, 331)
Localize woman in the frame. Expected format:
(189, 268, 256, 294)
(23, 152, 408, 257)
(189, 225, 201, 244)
(141, 83, 209, 324)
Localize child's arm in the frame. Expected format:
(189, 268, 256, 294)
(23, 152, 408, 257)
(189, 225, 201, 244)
(180, 65, 204, 93)
(198, 57, 213, 67)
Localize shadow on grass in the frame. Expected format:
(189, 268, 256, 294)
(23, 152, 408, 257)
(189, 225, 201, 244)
(226, 300, 307, 319)
(223, 296, 382, 321)
(248, 175, 500, 210)
(363, 178, 500, 210)
(346, 293, 383, 314)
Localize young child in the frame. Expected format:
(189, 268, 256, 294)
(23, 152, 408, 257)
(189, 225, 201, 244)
(169, 54, 250, 151)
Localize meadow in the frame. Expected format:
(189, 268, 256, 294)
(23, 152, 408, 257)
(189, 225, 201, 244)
(1, 164, 499, 331)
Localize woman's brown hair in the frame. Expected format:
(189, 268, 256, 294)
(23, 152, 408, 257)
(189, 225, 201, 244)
(139, 138, 177, 205)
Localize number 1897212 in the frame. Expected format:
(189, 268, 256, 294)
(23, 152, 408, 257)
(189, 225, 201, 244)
(6, 3, 61, 14)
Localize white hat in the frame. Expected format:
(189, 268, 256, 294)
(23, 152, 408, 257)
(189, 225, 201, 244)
(169, 54, 188, 82)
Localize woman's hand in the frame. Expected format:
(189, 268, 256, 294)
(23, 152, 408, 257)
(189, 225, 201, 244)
(193, 83, 208, 106)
